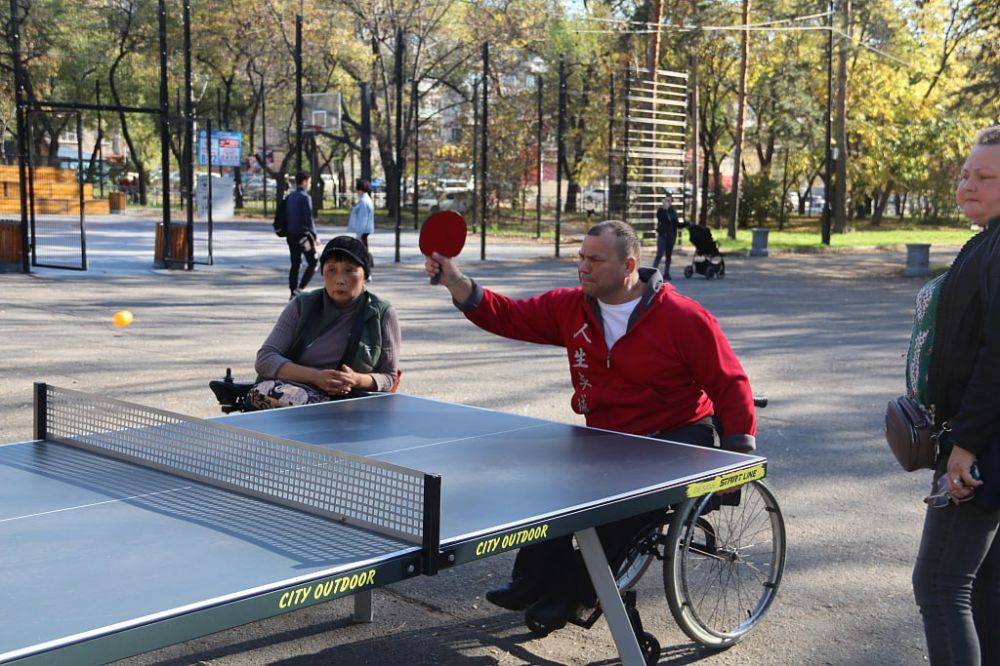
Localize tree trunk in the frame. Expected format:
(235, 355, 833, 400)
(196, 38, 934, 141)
(699, 152, 710, 226)
(711, 157, 723, 229)
(800, 173, 816, 215)
(109, 72, 148, 206)
(647, 0, 664, 75)
(566, 180, 579, 213)
(833, 0, 851, 234)
(727, 0, 750, 240)
(872, 184, 892, 227)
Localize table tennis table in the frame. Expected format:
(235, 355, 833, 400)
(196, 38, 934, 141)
(0, 383, 767, 665)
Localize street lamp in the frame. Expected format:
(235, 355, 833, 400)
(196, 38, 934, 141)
(529, 57, 547, 239)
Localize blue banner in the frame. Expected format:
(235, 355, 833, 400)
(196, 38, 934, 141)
(197, 130, 243, 167)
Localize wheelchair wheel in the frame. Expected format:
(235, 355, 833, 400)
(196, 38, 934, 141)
(615, 523, 666, 591)
(662, 479, 785, 648)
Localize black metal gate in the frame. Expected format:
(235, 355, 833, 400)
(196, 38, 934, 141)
(26, 109, 88, 271)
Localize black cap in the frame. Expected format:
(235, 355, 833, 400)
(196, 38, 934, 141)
(320, 236, 372, 278)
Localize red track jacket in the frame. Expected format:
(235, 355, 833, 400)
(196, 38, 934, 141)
(457, 268, 756, 450)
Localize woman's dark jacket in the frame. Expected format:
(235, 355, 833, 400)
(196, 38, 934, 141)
(929, 218, 1000, 456)
(656, 206, 679, 236)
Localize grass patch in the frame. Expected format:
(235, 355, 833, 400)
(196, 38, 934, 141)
(707, 217, 975, 252)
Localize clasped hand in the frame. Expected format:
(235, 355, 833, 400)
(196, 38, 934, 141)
(312, 365, 362, 396)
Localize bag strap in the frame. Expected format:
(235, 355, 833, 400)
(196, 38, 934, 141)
(337, 291, 372, 369)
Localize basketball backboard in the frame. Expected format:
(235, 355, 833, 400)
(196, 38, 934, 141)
(302, 92, 342, 133)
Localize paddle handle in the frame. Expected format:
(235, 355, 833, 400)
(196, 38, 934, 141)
(430, 269, 442, 285)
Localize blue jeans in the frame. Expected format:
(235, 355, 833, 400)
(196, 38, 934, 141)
(652, 229, 676, 276)
(913, 485, 1000, 665)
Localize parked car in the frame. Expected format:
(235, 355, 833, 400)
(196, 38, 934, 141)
(242, 173, 266, 198)
(418, 192, 439, 209)
(431, 190, 471, 215)
(582, 188, 606, 216)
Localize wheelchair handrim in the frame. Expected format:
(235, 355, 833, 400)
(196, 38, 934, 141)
(671, 480, 786, 642)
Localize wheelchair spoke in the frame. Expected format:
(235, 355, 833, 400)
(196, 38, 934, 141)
(667, 481, 786, 644)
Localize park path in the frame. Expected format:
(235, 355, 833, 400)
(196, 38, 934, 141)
(0, 221, 961, 665)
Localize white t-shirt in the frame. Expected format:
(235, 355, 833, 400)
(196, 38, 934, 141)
(598, 297, 641, 350)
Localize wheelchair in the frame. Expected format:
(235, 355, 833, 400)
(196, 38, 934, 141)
(209, 368, 256, 414)
(209, 367, 404, 414)
(528, 398, 785, 664)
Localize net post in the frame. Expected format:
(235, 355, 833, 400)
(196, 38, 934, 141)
(422, 473, 441, 575)
(33, 382, 47, 440)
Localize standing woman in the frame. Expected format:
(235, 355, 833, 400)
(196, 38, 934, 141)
(651, 193, 682, 279)
(912, 126, 1000, 665)
(347, 178, 375, 252)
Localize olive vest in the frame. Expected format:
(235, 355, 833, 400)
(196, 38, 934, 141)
(287, 289, 390, 373)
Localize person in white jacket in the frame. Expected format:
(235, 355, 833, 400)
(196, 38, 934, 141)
(347, 179, 375, 252)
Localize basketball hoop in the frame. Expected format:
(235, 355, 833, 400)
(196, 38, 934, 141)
(303, 124, 322, 135)
(301, 92, 342, 133)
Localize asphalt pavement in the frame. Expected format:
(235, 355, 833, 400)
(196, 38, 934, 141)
(0, 214, 962, 664)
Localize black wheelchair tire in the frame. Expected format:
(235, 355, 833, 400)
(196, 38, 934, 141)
(662, 479, 785, 648)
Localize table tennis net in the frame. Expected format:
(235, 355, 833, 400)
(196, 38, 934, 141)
(40, 384, 429, 544)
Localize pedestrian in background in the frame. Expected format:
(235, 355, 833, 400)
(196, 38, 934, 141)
(285, 171, 318, 300)
(911, 126, 1000, 665)
(348, 178, 375, 253)
(652, 193, 683, 280)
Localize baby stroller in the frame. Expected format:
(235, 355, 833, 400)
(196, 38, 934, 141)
(683, 225, 726, 280)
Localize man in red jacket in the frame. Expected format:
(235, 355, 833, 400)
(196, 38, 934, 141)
(425, 220, 756, 629)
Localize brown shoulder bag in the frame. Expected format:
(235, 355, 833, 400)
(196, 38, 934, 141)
(884, 395, 938, 471)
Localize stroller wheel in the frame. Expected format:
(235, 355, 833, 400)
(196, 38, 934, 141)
(717, 265, 726, 279)
(705, 267, 716, 280)
(684, 266, 694, 279)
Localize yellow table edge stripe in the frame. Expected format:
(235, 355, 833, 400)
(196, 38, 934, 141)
(686, 464, 766, 498)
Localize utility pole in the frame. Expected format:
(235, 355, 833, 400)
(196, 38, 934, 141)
(727, 0, 750, 241)
(833, 0, 851, 234)
(471, 80, 479, 232)
(9, 0, 29, 273)
(606, 70, 614, 220)
(394, 28, 404, 263)
(555, 55, 566, 258)
(157, 0, 169, 248)
(261, 77, 268, 216)
(622, 66, 631, 224)
(96, 81, 104, 198)
(412, 74, 419, 230)
(537, 72, 544, 238)
(821, 0, 834, 244)
(480, 41, 489, 261)
(182, 0, 194, 269)
(360, 82, 372, 182)
(689, 55, 699, 227)
(689, 0, 700, 226)
(294, 15, 303, 174)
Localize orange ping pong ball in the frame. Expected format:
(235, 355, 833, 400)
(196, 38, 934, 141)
(112, 310, 134, 328)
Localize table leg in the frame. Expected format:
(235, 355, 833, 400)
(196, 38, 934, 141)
(353, 589, 373, 623)
(575, 527, 645, 666)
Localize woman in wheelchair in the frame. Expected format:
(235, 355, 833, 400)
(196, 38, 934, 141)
(249, 235, 400, 410)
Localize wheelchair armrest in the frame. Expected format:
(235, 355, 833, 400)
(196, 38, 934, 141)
(209, 379, 255, 406)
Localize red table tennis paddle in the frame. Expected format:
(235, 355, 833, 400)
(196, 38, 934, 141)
(419, 210, 467, 285)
